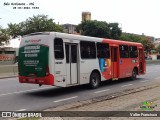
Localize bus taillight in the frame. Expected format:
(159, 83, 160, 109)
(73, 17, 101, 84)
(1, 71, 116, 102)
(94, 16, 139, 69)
(46, 65, 50, 76)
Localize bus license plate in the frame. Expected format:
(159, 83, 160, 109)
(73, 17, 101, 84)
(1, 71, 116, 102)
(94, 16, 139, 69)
(28, 78, 36, 82)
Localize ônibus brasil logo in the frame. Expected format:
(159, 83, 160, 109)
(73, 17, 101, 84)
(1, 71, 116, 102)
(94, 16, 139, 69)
(140, 101, 158, 111)
(25, 39, 41, 43)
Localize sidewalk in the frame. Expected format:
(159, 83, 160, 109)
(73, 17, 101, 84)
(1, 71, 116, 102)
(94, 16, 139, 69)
(43, 80, 160, 120)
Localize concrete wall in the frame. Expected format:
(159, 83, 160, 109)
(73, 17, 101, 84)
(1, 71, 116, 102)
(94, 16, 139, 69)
(146, 60, 160, 64)
(0, 65, 18, 76)
(0, 47, 18, 65)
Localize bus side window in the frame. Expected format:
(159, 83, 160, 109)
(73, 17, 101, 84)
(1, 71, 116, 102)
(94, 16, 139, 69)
(119, 45, 129, 58)
(97, 42, 110, 58)
(80, 41, 96, 59)
(54, 38, 64, 59)
(129, 46, 138, 58)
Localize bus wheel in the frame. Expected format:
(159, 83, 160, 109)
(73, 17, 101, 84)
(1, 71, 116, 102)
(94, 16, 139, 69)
(89, 72, 100, 89)
(131, 69, 137, 80)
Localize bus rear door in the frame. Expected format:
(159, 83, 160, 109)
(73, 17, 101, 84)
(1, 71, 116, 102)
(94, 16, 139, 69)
(138, 48, 146, 74)
(65, 43, 78, 85)
(111, 46, 119, 79)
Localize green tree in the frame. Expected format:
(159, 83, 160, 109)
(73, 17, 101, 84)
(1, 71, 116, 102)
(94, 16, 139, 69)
(0, 27, 10, 46)
(109, 23, 122, 40)
(141, 37, 155, 54)
(76, 20, 122, 39)
(8, 15, 63, 38)
(156, 44, 160, 53)
(120, 33, 142, 43)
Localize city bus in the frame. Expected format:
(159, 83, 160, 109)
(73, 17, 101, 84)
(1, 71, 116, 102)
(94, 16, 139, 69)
(18, 32, 146, 88)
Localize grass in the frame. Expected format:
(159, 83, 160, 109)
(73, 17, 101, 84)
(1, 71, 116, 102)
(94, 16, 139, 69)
(17, 117, 40, 120)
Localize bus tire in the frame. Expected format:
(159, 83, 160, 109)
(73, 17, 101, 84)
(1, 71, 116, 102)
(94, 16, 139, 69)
(89, 72, 100, 89)
(131, 68, 137, 80)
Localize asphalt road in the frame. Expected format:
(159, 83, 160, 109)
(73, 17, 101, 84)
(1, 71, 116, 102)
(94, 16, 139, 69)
(0, 64, 160, 111)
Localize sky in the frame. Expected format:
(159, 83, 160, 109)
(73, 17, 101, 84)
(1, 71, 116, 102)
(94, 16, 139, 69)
(0, 0, 160, 47)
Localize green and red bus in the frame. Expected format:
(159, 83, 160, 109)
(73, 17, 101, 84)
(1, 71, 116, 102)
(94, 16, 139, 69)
(18, 32, 146, 88)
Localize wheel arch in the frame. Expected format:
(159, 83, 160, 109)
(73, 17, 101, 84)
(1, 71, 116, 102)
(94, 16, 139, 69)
(90, 69, 101, 81)
(133, 66, 138, 75)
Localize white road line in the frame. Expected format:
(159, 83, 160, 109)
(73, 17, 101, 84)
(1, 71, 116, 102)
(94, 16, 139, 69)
(155, 77, 160, 80)
(0, 87, 52, 97)
(146, 71, 152, 73)
(94, 89, 110, 93)
(53, 96, 78, 103)
(17, 109, 26, 111)
(0, 78, 18, 82)
(140, 80, 149, 82)
(121, 84, 133, 88)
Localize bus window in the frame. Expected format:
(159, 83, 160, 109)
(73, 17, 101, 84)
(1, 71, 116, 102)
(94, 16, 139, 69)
(119, 45, 129, 58)
(80, 41, 96, 59)
(65, 44, 77, 63)
(129, 46, 138, 58)
(54, 38, 64, 59)
(71, 45, 77, 63)
(97, 43, 110, 58)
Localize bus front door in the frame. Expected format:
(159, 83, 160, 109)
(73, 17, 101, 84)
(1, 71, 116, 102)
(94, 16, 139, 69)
(111, 47, 118, 79)
(65, 44, 78, 85)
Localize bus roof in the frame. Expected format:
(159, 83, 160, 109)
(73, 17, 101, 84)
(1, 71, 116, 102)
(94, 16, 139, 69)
(54, 32, 143, 46)
(23, 32, 143, 46)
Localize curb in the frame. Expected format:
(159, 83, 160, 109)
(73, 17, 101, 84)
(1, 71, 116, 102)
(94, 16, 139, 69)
(146, 60, 160, 64)
(0, 75, 17, 79)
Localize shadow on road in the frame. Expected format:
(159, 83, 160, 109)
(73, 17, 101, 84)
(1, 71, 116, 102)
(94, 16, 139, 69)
(24, 77, 145, 98)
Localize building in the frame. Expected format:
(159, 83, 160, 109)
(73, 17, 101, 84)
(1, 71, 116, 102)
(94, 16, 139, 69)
(62, 24, 77, 34)
(154, 38, 160, 48)
(124, 32, 155, 43)
(0, 47, 18, 65)
(155, 38, 160, 43)
(141, 35, 155, 43)
(82, 12, 91, 21)
(0, 38, 20, 64)
(62, 11, 92, 34)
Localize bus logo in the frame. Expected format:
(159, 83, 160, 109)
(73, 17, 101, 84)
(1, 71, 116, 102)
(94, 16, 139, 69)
(2, 112, 12, 117)
(25, 39, 41, 43)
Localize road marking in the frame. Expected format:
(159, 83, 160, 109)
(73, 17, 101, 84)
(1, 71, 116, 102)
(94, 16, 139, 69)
(53, 96, 78, 103)
(155, 77, 160, 80)
(0, 78, 18, 82)
(94, 89, 110, 93)
(0, 87, 52, 97)
(140, 80, 149, 82)
(121, 84, 133, 87)
(17, 109, 26, 111)
(146, 71, 152, 73)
